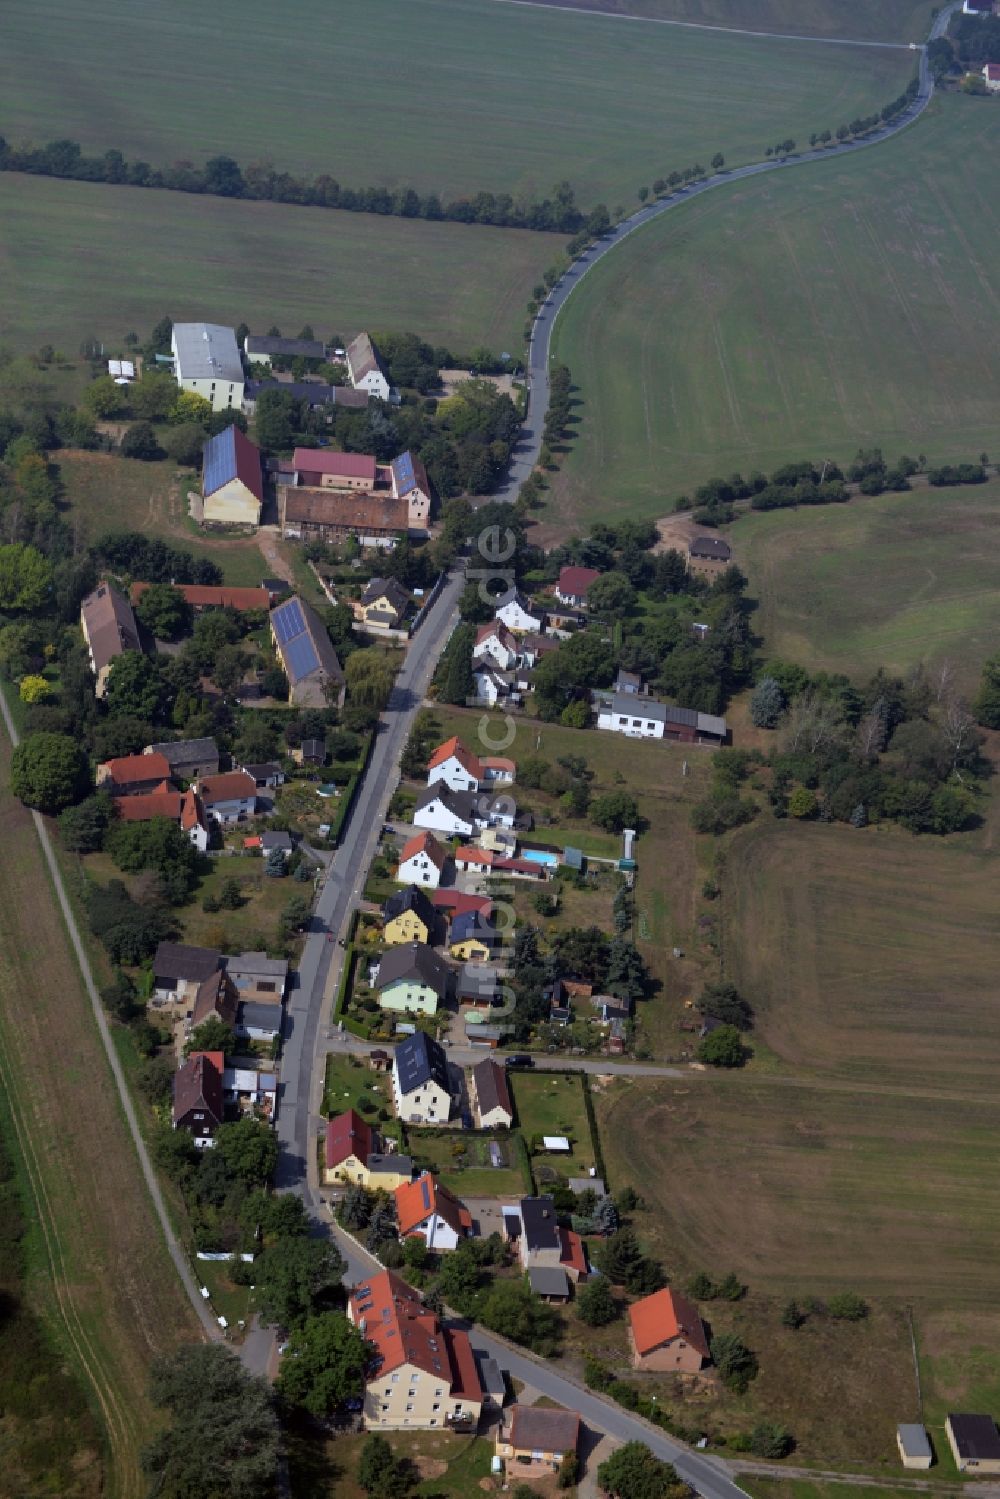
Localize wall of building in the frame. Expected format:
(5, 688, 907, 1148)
(204, 477, 261, 527)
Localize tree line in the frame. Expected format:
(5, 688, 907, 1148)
(0, 134, 591, 233)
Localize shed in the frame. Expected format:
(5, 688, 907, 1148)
(542, 1135, 571, 1153)
(562, 846, 585, 871)
(897, 1424, 933, 1469)
(529, 1266, 572, 1302)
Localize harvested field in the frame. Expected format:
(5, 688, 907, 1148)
(0, 726, 201, 1498)
(482, 0, 933, 44)
(721, 820, 1000, 1094)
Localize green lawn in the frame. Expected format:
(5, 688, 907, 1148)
(55, 450, 270, 588)
(1, 0, 913, 204)
(509, 1072, 596, 1176)
(548, 94, 1000, 529)
(321, 1053, 401, 1142)
(0, 173, 560, 358)
(407, 1130, 527, 1197)
(492, 0, 934, 44)
(731, 480, 1000, 693)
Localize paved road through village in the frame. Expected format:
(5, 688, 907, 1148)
(270, 10, 958, 1489)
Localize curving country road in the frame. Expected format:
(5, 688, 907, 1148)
(269, 6, 959, 1488)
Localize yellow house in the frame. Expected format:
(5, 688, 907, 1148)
(451, 935, 493, 963)
(497, 1406, 581, 1475)
(383, 886, 435, 947)
(323, 1109, 376, 1186)
(360, 577, 410, 631)
(201, 426, 264, 527)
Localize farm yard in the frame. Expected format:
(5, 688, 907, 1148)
(548, 96, 1000, 528)
(0, 174, 562, 357)
(732, 481, 1000, 694)
(1, 0, 915, 207)
(492, 0, 934, 45)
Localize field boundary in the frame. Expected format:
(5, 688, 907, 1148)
(0, 682, 219, 1345)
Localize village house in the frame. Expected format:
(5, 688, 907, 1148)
(414, 784, 479, 838)
(392, 1032, 452, 1124)
(170, 322, 244, 412)
(628, 1286, 711, 1373)
(427, 736, 485, 793)
(224, 951, 288, 1005)
(494, 586, 545, 634)
(456, 963, 499, 1007)
(152, 942, 222, 1007)
(946, 1416, 1000, 1474)
(291, 448, 377, 490)
(473, 620, 520, 671)
(243, 379, 344, 417)
(347, 1269, 482, 1430)
(358, 577, 411, 632)
(496, 1406, 581, 1476)
(470, 1057, 514, 1129)
(97, 751, 173, 797)
(687, 534, 733, 578)
(196, 770, 258, 825)
(519, 633, 559, 669)
(377, 943, 451, 1015)
(144, 738, 220, 781)
(201, 425, 264, 527)
(172, 1050, 224, 1146)
(390, 450, 433, 533)
(383, 886, 437, 946)
(346, 332, 393, 401)
(514, 1197, 588, 1281)
(323, 1108, 409, 1190)
(529, 1266, 572, 1303)
(449, 909, 499, 962)
(395, 1173, 472, 1252)
(244, 333, 326, 364)
(555, 565, 602, 608)
(80, 581, 141, 698)
(270, 595, 346, 707)
(279, 486, 409, 548)
(187, 966, 237, 1033)
(472, 661, 514, 708)
(396, 830, 448, 889)
(593, 690, 727, 746)
(984, 62, 1000, 90)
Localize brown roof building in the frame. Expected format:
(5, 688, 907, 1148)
(471, 1057, 514, 1129)
(97, 751, 172, 796)
(497, 1406, 581, 1474)
(131, 582, 270, 612)
(279, 485, 408, 546)
(80, 581, 141, 698)
(172, 1050, 224, 1147)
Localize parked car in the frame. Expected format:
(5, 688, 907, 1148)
(504, 1054, 534, 1069)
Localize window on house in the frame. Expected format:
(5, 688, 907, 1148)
(391, 1374, 400, 1383)
(405, 1404, 414, 1413)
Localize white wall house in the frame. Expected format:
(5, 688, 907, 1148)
(494, 588, 544, 634)
(473, 622, 519, 671)
(171, 322, 244, 412)
(427, 737, 483, 793)
(396, 831, 446, 888)
(473, 664, 510, 706)
(346, 332, 392, 400)
(413, 786, 478, 837)
(597, 698, 667, 739)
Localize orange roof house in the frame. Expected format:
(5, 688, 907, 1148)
(427, 736, 485, 792)
(628, 1287, 711, 1373)
(395, 1171, 472, 1251)
(347, 1268, 482, 1429)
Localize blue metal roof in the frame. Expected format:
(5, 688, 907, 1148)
(202, 425, 238, 496)
(392, 450, 416, 495)
(283, 633, 320, 683)
(271, 597, 305, 645)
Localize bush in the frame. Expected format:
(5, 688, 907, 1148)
(711, 1333, 758, 1393)
(749, 1422, 794, 1459)
(827, 1291, 868, 1321)
(697, 1025, 745, 1068)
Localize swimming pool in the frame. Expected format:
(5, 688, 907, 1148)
(521, 849, 559, 867)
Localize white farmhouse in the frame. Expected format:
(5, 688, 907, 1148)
(396, 830, 447, 888)
(346, 332, 393, 401)
(473, 621, 520, 671)
(170, 322, 244, 412)
(494, 587, 544, 634)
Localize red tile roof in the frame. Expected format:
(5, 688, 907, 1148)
(443, 1326, 481, 1402)
(395, 1172, 471, 1237)
(398, 830, 447, 871)
(557, 565, 601, 598)
(628, 1287, 710, 1359)
(173, 1050, 224, 1125)
(427, 735, 483, 781)
(326, 1109, 375, 1169)
(113, 789, 183, 822)
(348, 1269, 450, 1381)
(131, 582, 270, 611)
(559, 1226, 589, 1277)
(430, 890, 493, 918)
(197, 771, 257, 805)
(475, 620, 516, 648)
(179, 788, 205, 833)
(103, 752, 172, 785)
(292, 447, 377, 482)
(456, 846, 494, 867)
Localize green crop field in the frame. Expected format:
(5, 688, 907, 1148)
(486, 0, 934, 44)
(548, 95, 1000, 531)
(732, 481, 1000, 693)
(1, 0, 913, 205)
(0, 174, 561, 357)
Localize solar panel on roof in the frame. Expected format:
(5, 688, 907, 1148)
(393, 451, 416, 491)
(272, 598, 305, 645)
(420, 1178, 431, 1209)
(284, 633, 320, 682)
